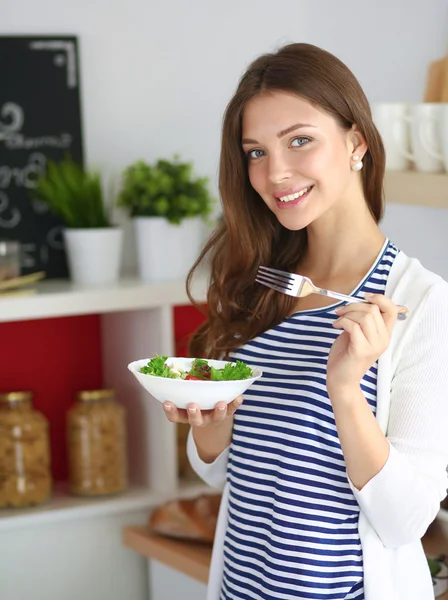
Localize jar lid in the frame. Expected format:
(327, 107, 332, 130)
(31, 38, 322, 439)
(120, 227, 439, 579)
(0, 391, 33, 403)
(76, 389, 116, 402)
(0, 240, 20, 256)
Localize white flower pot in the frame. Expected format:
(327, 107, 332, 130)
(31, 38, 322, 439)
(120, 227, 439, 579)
(134, 216, 203, 282)
(63, 227, 123, 286)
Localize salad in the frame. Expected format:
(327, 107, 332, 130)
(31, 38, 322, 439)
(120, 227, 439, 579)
(140, 355, 253, 381)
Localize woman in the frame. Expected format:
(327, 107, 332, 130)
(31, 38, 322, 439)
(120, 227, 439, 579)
(163, 43, 448, 599)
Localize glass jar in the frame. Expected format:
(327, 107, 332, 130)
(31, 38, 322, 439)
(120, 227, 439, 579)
(67, 389, 127, 496)
(0, 391, 52, 508)
(0, 240, 21, 282)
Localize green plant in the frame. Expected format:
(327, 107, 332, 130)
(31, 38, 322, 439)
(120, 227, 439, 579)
(428, 557, 442, 578)
(427, 555, 448, 579)
(117, 156, 214, 225)
(33, 158, 110, 228)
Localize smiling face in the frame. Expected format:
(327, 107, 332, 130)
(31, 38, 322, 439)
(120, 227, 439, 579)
(241, 91, 363, 231)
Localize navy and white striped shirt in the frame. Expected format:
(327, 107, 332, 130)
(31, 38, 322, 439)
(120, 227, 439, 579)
(220, 240, 399, 600)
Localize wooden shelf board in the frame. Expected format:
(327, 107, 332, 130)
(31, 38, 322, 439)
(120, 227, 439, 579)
(384, 171, 448, 209)
(123, 517, 448, 594)
(123, 525, 212, 584)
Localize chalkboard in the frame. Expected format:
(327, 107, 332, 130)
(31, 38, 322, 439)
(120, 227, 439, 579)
(0, 36, 84, 277)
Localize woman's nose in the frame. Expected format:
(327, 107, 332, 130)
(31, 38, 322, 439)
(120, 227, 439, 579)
(267, 154, 293, 185)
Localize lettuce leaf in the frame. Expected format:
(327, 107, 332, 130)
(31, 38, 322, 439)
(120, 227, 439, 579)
(188, 358, 212, 380)
(140, 355, 180, 378)
(210, 360, 253, 381)
(140, 356, 253, 381)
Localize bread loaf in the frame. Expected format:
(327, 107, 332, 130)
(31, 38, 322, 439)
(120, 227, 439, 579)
(149, 493, 222, 543)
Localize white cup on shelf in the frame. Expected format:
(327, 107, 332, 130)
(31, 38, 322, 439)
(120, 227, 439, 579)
(439, 105, 448, 173)
(371, 103, 411, 171)
(407, 103, 445, 173)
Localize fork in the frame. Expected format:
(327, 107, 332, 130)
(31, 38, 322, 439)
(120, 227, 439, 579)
(256, 265, 408, 321)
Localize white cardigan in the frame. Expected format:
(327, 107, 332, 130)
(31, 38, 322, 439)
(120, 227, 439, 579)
(187, 251, 448, 600)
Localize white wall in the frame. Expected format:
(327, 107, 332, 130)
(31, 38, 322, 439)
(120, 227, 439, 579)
(382, 203, 448, 280)
(3, 0, 448, 270)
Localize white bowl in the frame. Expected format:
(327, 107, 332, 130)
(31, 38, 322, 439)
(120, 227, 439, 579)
(127, 357, 262, 410)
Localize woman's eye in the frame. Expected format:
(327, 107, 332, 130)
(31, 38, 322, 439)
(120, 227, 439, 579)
(246, 149, 265, 160)
(291, 136, 311, 147)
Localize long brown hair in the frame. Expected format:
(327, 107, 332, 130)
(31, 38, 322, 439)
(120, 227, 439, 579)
(187, 43, 385, 358)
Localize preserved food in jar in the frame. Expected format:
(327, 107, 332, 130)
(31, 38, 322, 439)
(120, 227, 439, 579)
(0, 391, 52, 508)
(67, 389, 127, 496)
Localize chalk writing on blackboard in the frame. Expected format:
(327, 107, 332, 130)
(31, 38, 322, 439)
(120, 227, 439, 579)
(0, 36, 84, 277)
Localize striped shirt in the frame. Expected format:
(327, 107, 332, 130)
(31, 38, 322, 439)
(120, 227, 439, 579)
(220, 240, 399, 600)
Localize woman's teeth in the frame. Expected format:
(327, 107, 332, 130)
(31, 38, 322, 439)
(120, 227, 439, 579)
(279, 186, 312, 202)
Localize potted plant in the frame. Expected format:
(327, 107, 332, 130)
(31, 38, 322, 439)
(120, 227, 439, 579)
(33, 158, 123, 285)
(117, 156, 214, 282)
(427, 555, 448, 597)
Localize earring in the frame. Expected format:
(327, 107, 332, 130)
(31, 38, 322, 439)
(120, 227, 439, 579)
(351, 155, 363, 171)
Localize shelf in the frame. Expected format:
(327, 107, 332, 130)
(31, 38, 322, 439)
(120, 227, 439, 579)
(123, 515, 448, 592)
(0, 171, 446, 325)
(0, 485, 162, 532)
(384, 171, 448, 208)
(123, 526, 212, 584)
(0, 274, 208, 323)
(0, 480, 211, 532)
(3, 171, 445, 324)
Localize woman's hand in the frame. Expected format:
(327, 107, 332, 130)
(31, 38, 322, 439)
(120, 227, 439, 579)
(163, 397, 243, 463)
(327, 293, 404, 395)
(163, 396, 243, 428)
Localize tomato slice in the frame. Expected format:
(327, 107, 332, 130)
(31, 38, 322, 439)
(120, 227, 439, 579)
(185, 375, 202, 380)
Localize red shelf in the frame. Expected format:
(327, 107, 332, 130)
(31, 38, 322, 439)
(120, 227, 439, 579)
(0, 315, 103, 481)
(0, 304, 207, 482)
